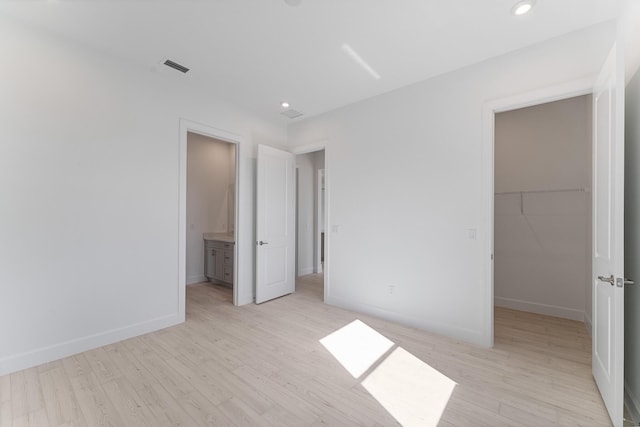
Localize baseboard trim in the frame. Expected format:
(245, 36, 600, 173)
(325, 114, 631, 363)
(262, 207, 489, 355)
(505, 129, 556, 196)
(494, 296, 584, 321)
(187, 275, 207, 285)
(324, 295, 486, 347)
(0, 313, 181, 377)
(584, 312, 593, 336)
(297, 267, 314, 276)
(626, 382, 640, 426)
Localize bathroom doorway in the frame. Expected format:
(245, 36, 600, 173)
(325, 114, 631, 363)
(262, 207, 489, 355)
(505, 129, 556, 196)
(185, 130, 238, 306)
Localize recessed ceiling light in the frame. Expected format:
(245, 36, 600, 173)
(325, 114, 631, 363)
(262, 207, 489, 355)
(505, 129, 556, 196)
(511, 0, 535, 16)
(281, 101, 290, 108)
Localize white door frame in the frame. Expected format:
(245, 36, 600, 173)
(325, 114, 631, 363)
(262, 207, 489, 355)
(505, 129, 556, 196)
(179, 119, 242, 319)
(291, 141, 329, 302)
(316, 168, 325, 274)
(481, 77, 595, 347)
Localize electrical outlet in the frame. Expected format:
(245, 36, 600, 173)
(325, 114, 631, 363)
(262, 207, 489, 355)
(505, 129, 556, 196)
(388, 284, 396, 294)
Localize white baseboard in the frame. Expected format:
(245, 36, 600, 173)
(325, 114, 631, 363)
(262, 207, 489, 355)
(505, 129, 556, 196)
(0, 313, 181, 377)
(495, 296, 584, 321)
(187, 275, 207, 285)
(584, 312, 593, 336)
(324, 295, 487, 347)
(297, 267, 314, 276)
(626, 382, 640, 426)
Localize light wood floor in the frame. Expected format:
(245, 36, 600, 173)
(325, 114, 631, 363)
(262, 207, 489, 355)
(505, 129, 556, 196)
(0, 274, 611, 426)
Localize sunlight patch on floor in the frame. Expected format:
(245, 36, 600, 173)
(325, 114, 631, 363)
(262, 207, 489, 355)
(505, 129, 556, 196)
(320, 320, 456, 427)
(319, 319, 393, 378)
(362, 347, 456, 426)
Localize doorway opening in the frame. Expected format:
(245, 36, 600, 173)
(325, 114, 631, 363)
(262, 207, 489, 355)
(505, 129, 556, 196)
(178, 120, 241, 318)
(186, 131, 237, 306)
(490, 95, 594, 390)
(493, 95, 593, 333)
(484, 49, 625, 426)
(295, 149, 326, 301)
(255, 143, 328, 304)
(481, 79, 594, 347)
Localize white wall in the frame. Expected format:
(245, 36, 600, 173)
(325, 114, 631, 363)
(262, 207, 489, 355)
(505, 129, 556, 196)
(0, 17, 286, 375)
(494, 95, 592, 322)
(624, 65, 640, 423)
(288, 22, 615, 346)
(186, 134, 235, 284)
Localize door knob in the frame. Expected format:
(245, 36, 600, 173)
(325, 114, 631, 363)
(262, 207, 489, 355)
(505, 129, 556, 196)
(597, 275, 615, 286)
(624, 278, 635, 286)
(258, 241, 269, 246)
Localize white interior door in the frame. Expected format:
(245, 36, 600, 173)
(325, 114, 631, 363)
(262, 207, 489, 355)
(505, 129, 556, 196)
(256, 144, 295, 304)
(592, 43, 625, 427)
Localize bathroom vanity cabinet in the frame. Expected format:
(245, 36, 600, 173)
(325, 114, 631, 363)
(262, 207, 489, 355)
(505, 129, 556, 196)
(204, 234, 234, 285)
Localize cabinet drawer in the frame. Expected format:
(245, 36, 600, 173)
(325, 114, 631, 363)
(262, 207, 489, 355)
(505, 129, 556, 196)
(206, 241, 224, 250)
(205, 240, 234, 250)
(223, 266, 233, 282)
(223, 250, 233, 266)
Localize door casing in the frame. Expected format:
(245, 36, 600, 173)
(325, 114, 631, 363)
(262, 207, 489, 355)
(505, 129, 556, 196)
(481, 77, 596, 347)
(179, 119, 242, 318)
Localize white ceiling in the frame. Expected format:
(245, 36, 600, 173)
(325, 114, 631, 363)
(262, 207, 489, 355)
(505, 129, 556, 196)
(1, 0, 621, 124)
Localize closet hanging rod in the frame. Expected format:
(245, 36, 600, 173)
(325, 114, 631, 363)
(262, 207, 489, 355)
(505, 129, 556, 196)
(495, 187, 590, 196)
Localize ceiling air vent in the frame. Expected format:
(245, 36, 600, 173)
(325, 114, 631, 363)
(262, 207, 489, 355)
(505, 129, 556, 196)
(280, 109, 304, 119)
(163, 59, 190, 74)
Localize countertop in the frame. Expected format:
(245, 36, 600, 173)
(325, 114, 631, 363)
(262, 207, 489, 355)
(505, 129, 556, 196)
(203, 232, 235, 243)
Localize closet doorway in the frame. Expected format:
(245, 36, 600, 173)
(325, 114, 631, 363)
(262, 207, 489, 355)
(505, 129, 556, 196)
(493, 95, 593, 329)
